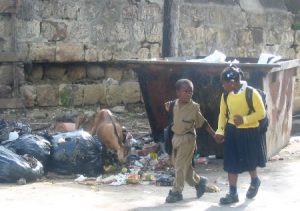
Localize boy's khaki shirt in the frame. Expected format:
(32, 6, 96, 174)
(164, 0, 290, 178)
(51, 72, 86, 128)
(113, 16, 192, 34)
(171, 100, 206, 136)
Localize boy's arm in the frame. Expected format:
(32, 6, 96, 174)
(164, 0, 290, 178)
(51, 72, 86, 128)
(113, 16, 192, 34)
(195, 104, 215, 138)
(202, 121, 215, 138)
(165, 100, 176, 123)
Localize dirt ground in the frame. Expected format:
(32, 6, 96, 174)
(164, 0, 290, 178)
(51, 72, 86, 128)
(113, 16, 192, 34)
(1, 105, 300, 211)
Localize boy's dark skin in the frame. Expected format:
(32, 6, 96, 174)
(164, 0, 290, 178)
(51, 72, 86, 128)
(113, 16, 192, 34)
(164, 80, 217, 203)
(165, 83, 216, 138)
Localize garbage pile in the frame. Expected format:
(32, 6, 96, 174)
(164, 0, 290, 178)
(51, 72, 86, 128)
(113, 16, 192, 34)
(0, 119, 177, 186)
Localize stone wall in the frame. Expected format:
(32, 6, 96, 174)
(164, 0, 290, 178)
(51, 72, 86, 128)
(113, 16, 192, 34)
(21, 63, 141, 107)
(176, 0, 295, 58)
(15, 0, 163, 62)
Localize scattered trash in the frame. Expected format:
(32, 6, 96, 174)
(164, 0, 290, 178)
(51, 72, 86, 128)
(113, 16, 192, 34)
(103, 164, 118, 173)
(155, 175, 174, 186)
(17, 178, 27, 185)
(269, 154, 284, 161)
(8, 131, 19, 141)
(194, 157, 208, 165)
(74, 175, 88, 182)
(205, 184, 221, 193)
(126, 174, 140, 184)
(111, 106, 126, 113)
(127, 154, 140, 161)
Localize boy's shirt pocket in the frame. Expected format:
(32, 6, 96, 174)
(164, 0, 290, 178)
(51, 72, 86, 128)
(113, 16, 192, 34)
(182, 118, 195, 130)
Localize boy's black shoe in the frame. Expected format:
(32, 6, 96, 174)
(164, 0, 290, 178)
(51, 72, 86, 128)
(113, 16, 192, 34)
(165, 190, 183, 203)
(246, 179, 261, 199)
(219, 193, 239, 205)
(195, 176, 207, 198)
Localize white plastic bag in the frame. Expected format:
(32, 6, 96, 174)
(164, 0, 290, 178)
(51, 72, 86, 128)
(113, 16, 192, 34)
(258, 53, 282, 64)
(187, 50, 226, 63)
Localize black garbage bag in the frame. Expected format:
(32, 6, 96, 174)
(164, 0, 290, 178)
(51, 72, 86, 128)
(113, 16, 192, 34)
(3, 134, 51, 166)
(0, 146, 44, 183)
(48, 130, 103, 176)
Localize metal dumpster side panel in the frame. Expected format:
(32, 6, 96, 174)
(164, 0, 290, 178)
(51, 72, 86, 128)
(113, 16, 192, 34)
(264, 68, 296, 156)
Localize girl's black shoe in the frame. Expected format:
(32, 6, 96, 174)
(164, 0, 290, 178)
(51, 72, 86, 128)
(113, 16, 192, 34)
(246, 179, 261, 199)
(219, 193, 239, 205)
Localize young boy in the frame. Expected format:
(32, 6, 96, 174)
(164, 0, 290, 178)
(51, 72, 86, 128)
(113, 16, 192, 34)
(164, 79, 216, 203)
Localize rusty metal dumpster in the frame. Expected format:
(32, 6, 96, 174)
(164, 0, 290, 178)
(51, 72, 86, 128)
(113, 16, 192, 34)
(117, 57, 300, 158)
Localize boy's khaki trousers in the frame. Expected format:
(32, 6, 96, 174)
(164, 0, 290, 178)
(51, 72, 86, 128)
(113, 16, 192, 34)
(171, 134, 200, 193)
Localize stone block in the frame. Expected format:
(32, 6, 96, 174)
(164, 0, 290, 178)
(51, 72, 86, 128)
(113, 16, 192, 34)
(54, 1, 79, 20)
(137, 48, 150, 59)
(67, 65, 86, 82)
(104, 78, 122, 106)
(0, 64, 13, 86)
(105, 67, 123, 81)
(251, 27, 263, 44)
(68, 21, 91, 43)
(109, 23, 130, 42)
(20, 85, 36, 107)
(0, 0, 16, 13)
(295, 31, 300, 45)
(83, 84, 105, 105)
(123, 69, 137, 81)
(87, 65, 105, 80)
(0, 15, 11, 37)
(44, 65, 66, 81)
(29, 42, 56, 62)
(145, 23, 163, 43)
(138, 3, 163, 22)
(16, 19, 40, 41)
(0, 37, 12, 53)
(56, 42, 84, 62)
(15, 63, 25, 86)
(73, 85, 84, 106)
(58, 84, 84, 107)
(26, 65, 43, 82)
(85, 46, 98, 62)
(246, 13, 267, 28)
(0, 85, 11, 98)
(36, 85, 58, 106)
(150, 43, 161, 58)
(121, 81, 141, 104)
(133, 22, 146, 42)
(41, 21, 67, 41)
(58, 84, 74, 107)
(16, 42, 29, 61)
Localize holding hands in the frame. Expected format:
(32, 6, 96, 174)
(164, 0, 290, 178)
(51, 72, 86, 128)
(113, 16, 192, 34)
(214, 134, 224, 144)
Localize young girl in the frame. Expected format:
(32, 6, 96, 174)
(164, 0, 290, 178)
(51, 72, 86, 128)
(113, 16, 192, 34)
(164, 79, 216, 203)
(215, 65, 267, 205)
